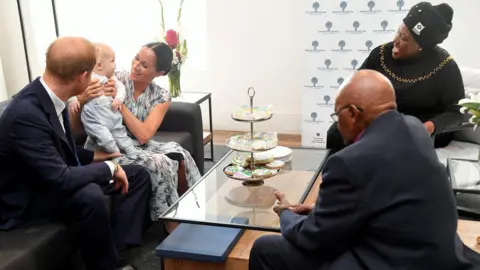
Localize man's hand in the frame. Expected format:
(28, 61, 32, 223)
(77, 79, 103, 106)
(424, 121, 435, 135)
(273, 191, 292, 216)
(93, 150, 121, 162)
(113, 165, 129, 194)
(289, 203, 314, 215)
(112, 98, 123, 112)
(104, 78, 117, 98)
(68, 99, 80, 114)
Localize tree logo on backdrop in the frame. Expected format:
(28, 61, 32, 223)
(304, 112, 324, 124)
(310, 132, 326, 145)
(358, 40, 375, 54)
(346, 21, 366, 34)
(318, 59, 338, 71)
(388, 0, 409, 13)
(307, 2, 326, 15)
(330, 77, 345, 89)
(305, 40, 325, 52)
(324, 95, 331, 105)
(344, 59, 359, 71)
(373, 20, 395, 33)
(319, 21, 339, 34)
(305, 76, 324, 89)
(366, 40, 373, 51)
(333, 1, 353, 14)
(361, 1, 382, 14)
(331, 40, 352, 53)
(317, 94, 334, 107)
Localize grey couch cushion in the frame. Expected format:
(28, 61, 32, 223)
(454, 128, 480, 145)
(151, 131, 193, 154)
(0, 224, 74, 270)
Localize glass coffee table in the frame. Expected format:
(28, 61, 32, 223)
(446, 158, 480, 218)
(160, 147, 329, 232)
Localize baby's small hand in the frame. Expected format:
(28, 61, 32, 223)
(112, 98, 123, 112)
(69, 99, 80, 113)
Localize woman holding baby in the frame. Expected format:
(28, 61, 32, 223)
(70, 42, 201, 224)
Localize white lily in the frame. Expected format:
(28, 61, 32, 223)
(470, 93, 480, 102)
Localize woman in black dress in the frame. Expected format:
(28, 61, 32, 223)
(327, 2, 465, 153)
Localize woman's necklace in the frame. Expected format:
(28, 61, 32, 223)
(379, 43, 453, 84)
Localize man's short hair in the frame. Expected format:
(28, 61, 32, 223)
(45, 37, 97, 81)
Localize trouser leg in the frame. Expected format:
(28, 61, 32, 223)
(65, 183, 118, 270)
(109, 111, 137, 155)
(103, 165, 152, 247)
(249, 235, 324, 270)
(82, 101, 120, 153)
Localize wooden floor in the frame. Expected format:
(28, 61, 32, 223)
(163, 131, 480, 270)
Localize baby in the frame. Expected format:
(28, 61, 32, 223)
(69, 43, 137, 156)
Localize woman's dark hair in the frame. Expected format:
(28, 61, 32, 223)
(144, 42, 173, 75)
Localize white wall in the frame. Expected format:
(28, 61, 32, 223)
(1, 0, 479, 133)
(0, 0, 30, 97)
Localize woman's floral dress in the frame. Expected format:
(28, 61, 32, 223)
(84, 70, 201, 220)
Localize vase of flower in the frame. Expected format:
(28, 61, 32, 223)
(159, 0, 188, 98)
(458, 94, 480, 130)
(458, 94, 480, 161)
(168, 63, 181, 98)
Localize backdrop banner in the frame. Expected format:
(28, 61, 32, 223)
(301, 0, 412, 148)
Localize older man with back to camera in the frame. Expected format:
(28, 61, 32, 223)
(249, 70, 480, 270)
(0, 37, 151, 270)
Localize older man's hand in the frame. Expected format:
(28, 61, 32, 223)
(288, 203, 314, 215)
(273, 191, 292, 216)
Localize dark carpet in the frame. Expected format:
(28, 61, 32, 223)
(124, 143, 229, 269)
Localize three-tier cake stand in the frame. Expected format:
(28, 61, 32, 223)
(222, 87, 279, 186)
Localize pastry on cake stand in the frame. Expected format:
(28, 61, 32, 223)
(223, 87, 283, 186)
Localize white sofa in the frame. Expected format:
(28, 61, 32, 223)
(436, 67, 480, 164)
(454, 67, 480, 144)
(440, 67, 480, 218)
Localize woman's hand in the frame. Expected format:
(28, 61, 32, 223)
(424, 121, 435, 135)
(77, 79, 103, 106)
(103, 78, 117, 98)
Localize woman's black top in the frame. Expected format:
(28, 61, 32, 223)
(327, 42, 465, 151)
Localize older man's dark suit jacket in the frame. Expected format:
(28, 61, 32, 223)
(0, 78, 112, 230)
(280, 110, 480, 269)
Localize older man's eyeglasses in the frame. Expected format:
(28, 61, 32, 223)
(330, 105, 363, 122)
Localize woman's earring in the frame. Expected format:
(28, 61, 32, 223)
(419, 48, 423, 51)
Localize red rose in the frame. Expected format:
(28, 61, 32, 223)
(165, 29, 178, 48)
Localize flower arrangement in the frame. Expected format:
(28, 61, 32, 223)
(458, 93, 480, 130)
(158, 0, 188, 98)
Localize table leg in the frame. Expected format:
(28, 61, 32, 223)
(208, 96, 214, 161)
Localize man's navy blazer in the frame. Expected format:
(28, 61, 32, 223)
(280, 110, 479, 269)
(0, 78, 112, 230)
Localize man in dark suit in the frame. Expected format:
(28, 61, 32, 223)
(0, 37, 151, 270)
(249, 70, 480, 270)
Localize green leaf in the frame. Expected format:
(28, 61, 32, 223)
(458, 102, 480, 112)
(159, 0, 165, 37)
(177, 0, 185, 26)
